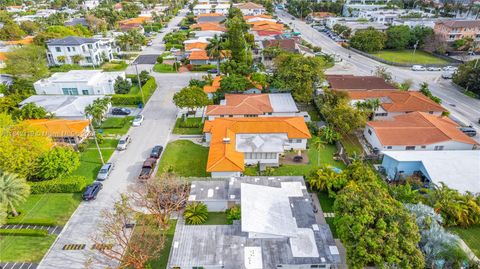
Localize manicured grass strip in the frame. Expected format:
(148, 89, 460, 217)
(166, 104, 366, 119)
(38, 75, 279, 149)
(449, 224, 480, 257)
(0, 235, 57, 262)
(204, 212, 228, 225)
(340, 133, 363, 156)
(6, 193, 82, 226)
(173, 117, 204, 135)
(157, 140, 210, 177)
(146, 220, 177, 269)
(98, 116, 134, 136)
(370, 50, 449, 65)
(325, 218, 338, 239)
(0, 228, 48, 237)
(72, 139, 117, 182)
(101, 61, 128, 71)
(317, 191, 335, 213)
(153, 63, 177, 73)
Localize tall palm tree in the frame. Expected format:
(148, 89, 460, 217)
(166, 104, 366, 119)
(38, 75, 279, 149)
(183, 202, 208, 225)
(0, 170, 30, 217)
(84, 103, 106, 165)
(206, 35, 222, 75)
(311, 136, 326, 166)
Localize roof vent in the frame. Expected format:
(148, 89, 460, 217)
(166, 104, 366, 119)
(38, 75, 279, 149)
(222, 137, 231, 144)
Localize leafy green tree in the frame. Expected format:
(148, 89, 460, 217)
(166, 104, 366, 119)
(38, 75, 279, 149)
(453, 60, 480, 96)
(226, 205, 241, 224)
(220, 60, 253, 76)
(308, 165, 347, 197)
(84, 97, 110, 126)
(5, 45, 49, 82)
(419, 82, 441, 104)
(156, 56, 163, 64)
(116, 30, 146, 51)
(250, 72, 268, 90)
(183, 202, 208, 225)
(173, 86, 211, 114)
(409, 25, 433, 48)
(332, 24, 351, 39)
(206, 34, 223, 74)
(33, 147, 80, 181)
(114, 76, 132, 94)
(19, 20, 40, 35)
(0, 170, 30, 216)
(33, 25, 91, 46)
(311, 136, 326, 166)
(0, 21, 26, 40)
(388, 183, 420, 204)
(219, 74, 252, 93)
(225, 16, 250, 64)
(350, 27, 387, 53)
(14, 103, 49, 120)
(335, 180, 425, 269)
(273, 53, 326, 103)
(319, 126, 341, 144)
(386, 25, 411, 50)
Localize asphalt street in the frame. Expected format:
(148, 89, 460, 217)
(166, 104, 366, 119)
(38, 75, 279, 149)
(276, 10, 480, 137)
(37, 9, 205, 269)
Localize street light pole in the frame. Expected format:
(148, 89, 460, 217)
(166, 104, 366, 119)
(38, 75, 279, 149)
(135, 63, 146, 106)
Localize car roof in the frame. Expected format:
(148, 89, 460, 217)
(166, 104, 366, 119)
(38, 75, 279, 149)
(101, 163, 112, 169)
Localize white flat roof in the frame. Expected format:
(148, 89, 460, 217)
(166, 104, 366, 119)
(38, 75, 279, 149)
(244, 247, 263, 269)
(268, 93, 299, 113)
(383, 150, 480, 193)
(19, 95, 104, 117)
(289, 228, 319, 258)
(236, 133, 287, 153)
(37, 70, 124, 85)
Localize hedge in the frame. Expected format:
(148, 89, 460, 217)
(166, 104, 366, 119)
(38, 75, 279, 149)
(28, 176, 89, 194)
(191, 64, 216, 71)
(0, 228, 49, 237)
(6, 218, 55, 226)
(111, 77, 157, 105)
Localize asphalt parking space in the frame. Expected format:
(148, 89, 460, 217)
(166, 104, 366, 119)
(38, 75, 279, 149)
(132, 54, 161, 64)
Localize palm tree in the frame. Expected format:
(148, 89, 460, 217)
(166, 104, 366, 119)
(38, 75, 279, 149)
(311, 136, 326, 166)
(206, 35, 222, 75)
(0, 202, 7, 225)
(84, 101, 108, 165)
(183, 202, 208, 225)
(0, 170, 30, 217)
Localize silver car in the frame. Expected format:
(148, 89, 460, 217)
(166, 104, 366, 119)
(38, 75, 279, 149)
(96, 163, 113, 181)
(117, 135, 131, 151)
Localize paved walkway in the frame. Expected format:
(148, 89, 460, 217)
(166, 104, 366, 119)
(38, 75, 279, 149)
(0, 224, 63, 235)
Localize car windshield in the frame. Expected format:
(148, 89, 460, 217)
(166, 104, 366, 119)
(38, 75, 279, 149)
(99, 169, 108, 173)
(119, 140, 125, 144)
(135, 116, 142, 120)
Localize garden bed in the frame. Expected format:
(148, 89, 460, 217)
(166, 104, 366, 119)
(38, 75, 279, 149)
(449, 224, 480, 257)
(101, 60, 128, 71)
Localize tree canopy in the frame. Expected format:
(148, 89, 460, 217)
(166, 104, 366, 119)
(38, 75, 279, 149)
(5, 45, 49, 82)
(219, 74, 252, 93)
(453, 60, 480, 96)
(350, 27, 387, 53)
(386, 25, 411, 50)
(173, 86, 211, 113)
(33, 147, 80, 181)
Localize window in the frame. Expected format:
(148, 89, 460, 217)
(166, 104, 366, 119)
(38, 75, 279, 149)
(387, 146, 392, 149)
(55, 47, 61, 52)
(434, 145, 444, 151)
(220, 115, 224, 118)
(368, 129, 372, 135)
(82, 90, 89, 95)
(228, 115, 233, 118)
(67, 47, 71, 52)
(88, 44, 93, 49)
(72, 47, 76, 52)
(374, 113, 388, 117)
(62, 88, 79, 95)
(86, 56, 92, 63)
(296, 139, 302, 143)
(245, 114, 258, 117)
(429, 111, 434, 114)
(406, 146, 415, 150)
(421, 145, 426, 149)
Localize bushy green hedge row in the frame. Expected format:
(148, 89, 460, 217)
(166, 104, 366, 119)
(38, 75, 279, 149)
(0, 228, 49, 237)
(178, 120, 202, 128)
(191, 64, 216, 71)
(111, 77, 157, 105)
(6, 218, 56, 226)
(29, 176, 89, 194)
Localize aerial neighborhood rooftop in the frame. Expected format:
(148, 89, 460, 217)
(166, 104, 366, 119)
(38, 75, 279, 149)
(0, 0, 479, 268)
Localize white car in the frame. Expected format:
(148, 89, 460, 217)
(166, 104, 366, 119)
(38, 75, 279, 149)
(441, 71, 454, 79)
(411, 65, 426, 71)
(443, 66, 458, 72)
(132, 114, 144, 126)
(117, 135, 131, 151)
(427, 67, 442, 71)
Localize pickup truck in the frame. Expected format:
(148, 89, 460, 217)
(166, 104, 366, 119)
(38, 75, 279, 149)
(138, 158, 157, 181)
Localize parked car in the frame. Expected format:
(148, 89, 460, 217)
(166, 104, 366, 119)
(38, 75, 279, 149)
(411, 65, 426, 71)
(83, 182, 103, 201)
(132, 114, 144, 127)
(138, 158, 157, 181)
(427, 67, 441, 71)
(441, 71, 454, 79)
(207, 68, 219, 74)
(111, 107, 131, 115)
(459, 127, 477, 137)
(150, 145, 164, 159)
(443, 66, 458, 72)
(117, 135, 131, 150)
(96, 163, 113, 181)
(147, 41, 153, 46)
(179, 26, 189, 30)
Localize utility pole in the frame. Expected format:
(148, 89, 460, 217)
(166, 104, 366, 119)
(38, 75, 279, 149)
(135, 63, 146, 106)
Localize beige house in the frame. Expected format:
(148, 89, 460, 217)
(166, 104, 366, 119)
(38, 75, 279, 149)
(434, 20, 480, 44)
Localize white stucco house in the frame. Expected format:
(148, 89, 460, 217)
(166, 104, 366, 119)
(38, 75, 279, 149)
(192, 4, 230, 15)
(235, 2, 266, 15)
(33, 70, 125, 95)
(46, 36, 118, 67)
(81, 0, 100, 10)
(364, 112, 478, 151)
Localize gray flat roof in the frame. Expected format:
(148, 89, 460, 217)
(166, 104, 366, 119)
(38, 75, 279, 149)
(268, 93, 299, 113)
(19, 95, 104, 118)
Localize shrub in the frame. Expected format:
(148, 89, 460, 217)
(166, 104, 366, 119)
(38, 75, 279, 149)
(32, 147, 80, 181)
(114, 76, 132, 94)
(110, 94, 143, 105)
(95, 133, 104, 144)
(29, 175, 89, 194)
(157, 56, 163, 64)
(184, 202, 208, 225)
(178, 120, 202, 128)
(0, 228, 48, 236)
(226, 205, 241, 224)
(191, 64, 216, 71)
(6, 218, 55, 226)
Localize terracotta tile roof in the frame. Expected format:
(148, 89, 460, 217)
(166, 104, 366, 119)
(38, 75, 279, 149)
(206, 94, 272, 116)
(437, 20, 480, 29)
(197, 13, 224, 17)
(5, 36, 34, 45)
(190, 22, 226, 32)
(203, 76, 222, 93)
(25, 119, 90, 137)
(204, 117, 311, 172)
(236, 2, 265, 9)
(346, 90, 447, 113)
(185, 42, 208, 51)
(367, 112, 477, 146)
(118, 16, 151, 26)
(188, 50, 210, 60)
(257, 30, 284, 36)
(0, 52, 7, 61)
(327, 75, 398, 91)
(244, 14, 273, 20)
(262, 39, 297, 52)
(309, 12, 336, 18)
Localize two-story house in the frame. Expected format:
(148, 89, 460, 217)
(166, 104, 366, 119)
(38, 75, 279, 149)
(434, 20, 480, 44)
(46, 36, 118, 67)
(235, 2, 266, 16)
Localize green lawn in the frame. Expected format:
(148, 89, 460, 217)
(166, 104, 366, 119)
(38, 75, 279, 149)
(317, 191, 335, 213)
(72, 139, 117, 182)
(340, 134, 363, 156)
(101, 61, 128, 71)
(97, 116, 134, 136)
(147, 220, 177, 269)
(370, 50, 449, 65)
(204, 212, 228, 225)
(7, 193, 82, 226)
(325, 218, 338, 239)
(153, 63, 177, 73)
(157, 140, 210, 177)
(449, 225, 480, 257)
(173, 117, 204, 135)
(0, 235, 57, 262)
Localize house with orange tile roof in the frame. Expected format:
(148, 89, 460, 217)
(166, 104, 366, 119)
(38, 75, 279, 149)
(0, 52, 7, 68)
(190, 22, 226, 32)
(184, 42, 209, 52)
(203, 75, 222, 98)
(327, 75, 398, 91)
(4, 36, 34, 45)
(234, 2, 266, 16)
(203, 117, 311, 177)
(25, 119, 91, 146)
(206, 93, 303, 120)
(364, 112, 478, 151)
(346, 90, 448, 120)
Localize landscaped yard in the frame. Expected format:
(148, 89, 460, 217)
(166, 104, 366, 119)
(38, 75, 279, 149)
(147, 220, 177, 269)
(370, 50, 449, 65)
(153, 63, 177, 73)
(449, 224, 480, 257)
(157, 140, 210, 177)
(101, 60, 128, 71)
(173, 117, 204, 135)
(317, 191, 335, 213)
(340, 133, 363, 157)
(325, 218, 338, 239)
(97, 116, 134, 136)
(72, 139, 117, 182)
(0, 235, 57, 262)
(7, 193, 82, 226)
(204, 212, 229, 225)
